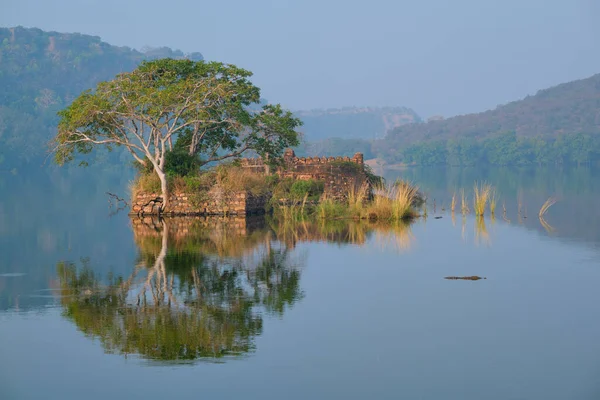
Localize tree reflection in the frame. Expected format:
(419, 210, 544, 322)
(57, 216, 414, 362)
(57, 217, 303, 362)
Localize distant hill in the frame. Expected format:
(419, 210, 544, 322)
(375, 73, 600, 166)
(0, 26, 203, 173)
(295, 106, 420, 141)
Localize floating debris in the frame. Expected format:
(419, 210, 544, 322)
(444, 276, 486, 281)
(0, 273, 26, 277)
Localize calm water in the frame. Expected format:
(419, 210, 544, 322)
(1, 167, 600, 399)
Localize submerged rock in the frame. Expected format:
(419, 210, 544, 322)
(444, 276, 486, 281)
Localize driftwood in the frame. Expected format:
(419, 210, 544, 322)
(444, 276, 486, 281)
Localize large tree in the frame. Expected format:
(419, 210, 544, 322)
(53, 58, 301, 209)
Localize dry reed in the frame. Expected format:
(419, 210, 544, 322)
(473, 182, 493, 216)
(539, 197, 557, 218)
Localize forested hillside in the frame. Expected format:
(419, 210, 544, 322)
(376, 73, 600, 166)
(0, 26, 203, 174)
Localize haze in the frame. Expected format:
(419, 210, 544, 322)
(1, 0, 599, 118)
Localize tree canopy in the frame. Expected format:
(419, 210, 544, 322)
(53, 58, 301, 207)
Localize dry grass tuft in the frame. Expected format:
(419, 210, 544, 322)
(473, 182, 493, 216)
(365, 180, 419, 220)
(347, 182, 370, 218)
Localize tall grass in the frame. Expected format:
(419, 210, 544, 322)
(450, 191, 457, 213)
(347, 183, 370, 218)
(316, 194, 347, 219)
(278, 193, 310, 221)
(473, 182, 493, 216)
(366, 180, 419, 221)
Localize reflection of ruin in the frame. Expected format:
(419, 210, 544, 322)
(57, 216, 413, 363)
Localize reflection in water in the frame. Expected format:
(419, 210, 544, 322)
(56, 217, 415, 362)
(474, 216, 490, 246)
(387, 166, 600, 247)
(57, 217, 303, 362)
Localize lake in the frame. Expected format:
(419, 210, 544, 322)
(1, 166, 600, 399)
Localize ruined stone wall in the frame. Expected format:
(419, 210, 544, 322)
(241, 150, 367, 199)
(130, 188, 268, 216)
(130, 150, 368, 215)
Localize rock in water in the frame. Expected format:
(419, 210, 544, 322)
(444, 276, 486, 281)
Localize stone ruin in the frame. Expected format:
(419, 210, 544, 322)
(130, 149, 368, 216)
(241, 149, 367, 199)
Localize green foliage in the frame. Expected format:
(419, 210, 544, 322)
(165, 150, 201, 177)
(316, 197, 348, 219)
(380, 131, 600, 166)
(53, 57, 302, 188)
(272, 178, 324, 203)
(290, 179, 325, 199)
(56, 226, 302, 361)
(376, 72, 600, 166)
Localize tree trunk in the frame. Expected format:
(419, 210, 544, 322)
(156, 168, 169, 213)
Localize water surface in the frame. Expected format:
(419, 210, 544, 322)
(1, 168, 600, 399)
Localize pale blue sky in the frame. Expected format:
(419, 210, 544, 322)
(1, 0, 599, 118)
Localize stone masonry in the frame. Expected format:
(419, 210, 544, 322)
(241, 149, 367, 200)
(130, 149, 368, 216)
(130, 187, 269, 216)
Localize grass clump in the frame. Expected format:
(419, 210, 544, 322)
(473, 182, 493, 216)
(364, 180, 420, 221)
(316, 195, 348, 219)
(347, 183, 370, 218)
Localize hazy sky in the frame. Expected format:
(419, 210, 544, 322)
(2, 0, 599, 118)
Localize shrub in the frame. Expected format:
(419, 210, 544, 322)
(290, 179, 324, 200)
(165, 151, 200, 177)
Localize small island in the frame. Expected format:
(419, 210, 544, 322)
(52, 58, 423, 222)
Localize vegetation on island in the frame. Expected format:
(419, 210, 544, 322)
(45, 47, 421, 221)
(53, 58, 302, 210)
